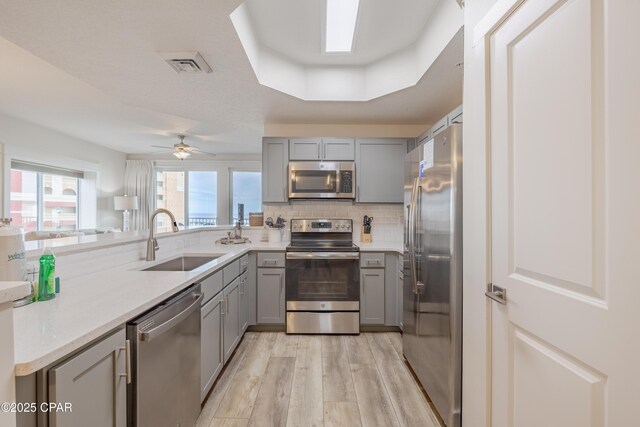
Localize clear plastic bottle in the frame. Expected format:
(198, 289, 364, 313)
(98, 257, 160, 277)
(37, 248, 56, 301)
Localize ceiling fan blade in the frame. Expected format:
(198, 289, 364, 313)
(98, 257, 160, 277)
(190, 147, 217, 156)
(150, 145, 175, 149)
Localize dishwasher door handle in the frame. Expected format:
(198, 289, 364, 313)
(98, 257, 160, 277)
(140, 292, 203, 342)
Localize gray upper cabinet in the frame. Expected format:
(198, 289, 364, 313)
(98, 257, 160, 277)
(355, 139, 406, 203)
(222, 278, 241, 363)
(290, 137, 355, 161)
(431, 115, 449, 137)
(48, 329, 127, 427)
(289, 138, 322, 160)
(262, 138, 289, 203)
(322, 138, 355, 160)
(257, 266, 286, 324)
(448, 104, 463, 124)
(201, 293, 223, 402)
(360, 268, 385, 325)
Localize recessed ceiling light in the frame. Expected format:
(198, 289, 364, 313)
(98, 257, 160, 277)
(325, 0, 360, 53)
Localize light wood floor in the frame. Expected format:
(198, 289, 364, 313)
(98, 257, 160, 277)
(197, 332, 441, 427)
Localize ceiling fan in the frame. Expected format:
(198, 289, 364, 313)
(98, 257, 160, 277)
(151, 135, 216, 160)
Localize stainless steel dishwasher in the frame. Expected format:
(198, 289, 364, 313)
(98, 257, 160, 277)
(127, 284, 202, 427)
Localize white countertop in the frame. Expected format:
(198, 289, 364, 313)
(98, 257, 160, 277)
(0, 282, 31, 305)
(13, 240, 401, 376)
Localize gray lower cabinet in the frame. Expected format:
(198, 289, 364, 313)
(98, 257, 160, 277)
(48, 328, 127, 427)
(355, 139, 406, 203)
(384, 253, 398, 326)
(201, 293, 223, 402)
(360, 268, 385, 325)
(262, 138, 289, 203)
(257, 267, 286, 324)
(222, 277, 241, 363)
(246, 252, 257, 326)
(239, 270, 249, 334)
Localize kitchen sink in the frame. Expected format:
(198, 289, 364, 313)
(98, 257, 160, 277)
(142, 255, 223, 272)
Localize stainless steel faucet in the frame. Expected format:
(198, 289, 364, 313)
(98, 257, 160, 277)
(146, 209, 179, 261)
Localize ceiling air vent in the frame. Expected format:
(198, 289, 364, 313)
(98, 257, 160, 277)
(159, 51, 212, 74)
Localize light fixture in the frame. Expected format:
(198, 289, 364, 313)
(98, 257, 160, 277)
(173, 150, 191, 160)
(114, 195, 139, 232)
(325, 0, 360, 53)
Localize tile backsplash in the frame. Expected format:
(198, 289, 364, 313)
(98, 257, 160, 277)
(262, 201, 404, 243)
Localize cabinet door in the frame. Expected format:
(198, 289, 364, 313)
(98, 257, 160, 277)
(223, 279, 240, 363)
(448, 104, 463, 124)
(201, 293, 223, 402)
(323, 138, 355, 160)
(360, 269, 385, 325)
(49, 329, 127, 427)
(431, 116, 449, 137)
(246, 253, 257, 326)
(355, 139, 406, 203)
(262, 138, 289, 202)
(239, 271, 249, 334)
(257, 268, 285, 324)
(290, 138, 321, 160)
(384, 253, 398, 326)
(397, 254, 404, 331)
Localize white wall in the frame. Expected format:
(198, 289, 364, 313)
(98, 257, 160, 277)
(0, 113, 126, 228)
(462, 1, 499, 426)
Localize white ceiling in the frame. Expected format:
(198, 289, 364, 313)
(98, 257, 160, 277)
(0, 0, 463, 155)
(245, 0, 439, 66)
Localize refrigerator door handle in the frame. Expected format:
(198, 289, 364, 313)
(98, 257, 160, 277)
(415, 182, 424, 294)
(409, 179, 419, 294)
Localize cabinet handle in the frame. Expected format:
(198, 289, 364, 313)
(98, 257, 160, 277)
(324, 143, 326, 159)
(221, 297, 226, 315)
(283, 186, 286, 200)
(367, 260, 381, 265)
(357, 185, 360, 202)
(280, 273, 284, 293)
(317, 144, 320, 159)
(117, 339, 131, 384)
(226, 297, 229, 314)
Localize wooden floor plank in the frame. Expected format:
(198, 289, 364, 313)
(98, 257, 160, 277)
(350, 363, 399, 427)
(321, 336, 357, 402)
(214, 333, 278, 418)
(387, 332, 404, 359)
(197, 333, 257, 427)
(368, 333, 438, 427)
(286, 336, 324, 427)
(248, 357, 296, 427)
(323, 402, 361, 427)
(272, 333, 300, 357)
(344, 334, 376, 366)
(208, 418, 249, 427)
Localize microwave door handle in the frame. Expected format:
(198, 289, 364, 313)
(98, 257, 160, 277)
(336, 171, 341, 194)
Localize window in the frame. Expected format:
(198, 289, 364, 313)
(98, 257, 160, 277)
(231, 171, 261, 224)
(10, 165, 80, 232)
(156, 170, 218, 228)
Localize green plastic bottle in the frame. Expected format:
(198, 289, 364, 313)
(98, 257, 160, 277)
(37, 248, 56, 301)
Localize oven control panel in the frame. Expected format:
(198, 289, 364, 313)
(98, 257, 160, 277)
(291, 219, 352, 232)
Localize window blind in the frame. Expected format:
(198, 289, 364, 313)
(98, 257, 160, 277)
(11, 160, 84, 179)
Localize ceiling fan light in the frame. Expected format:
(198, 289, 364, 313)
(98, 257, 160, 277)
(173, 150, 191, 160)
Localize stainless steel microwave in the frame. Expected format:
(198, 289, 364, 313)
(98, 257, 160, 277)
(288, 161, 355, 199)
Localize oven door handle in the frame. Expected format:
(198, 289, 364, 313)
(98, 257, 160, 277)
(286, 252, 360, 260)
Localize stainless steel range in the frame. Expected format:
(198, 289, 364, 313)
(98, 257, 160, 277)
(286, 219, 360, 334)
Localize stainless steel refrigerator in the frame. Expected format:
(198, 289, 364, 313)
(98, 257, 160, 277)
(403, 123, 462, 427)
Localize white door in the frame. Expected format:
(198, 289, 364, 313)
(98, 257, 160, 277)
(486, 0, 640, 425)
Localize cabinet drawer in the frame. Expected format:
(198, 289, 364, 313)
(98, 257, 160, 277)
(240, 254, 249, 273)
(360, 252, 385, 268)
(201, 270, 223, 305)
(257, 252, 285, 268)
(223, 260, 240, 286)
